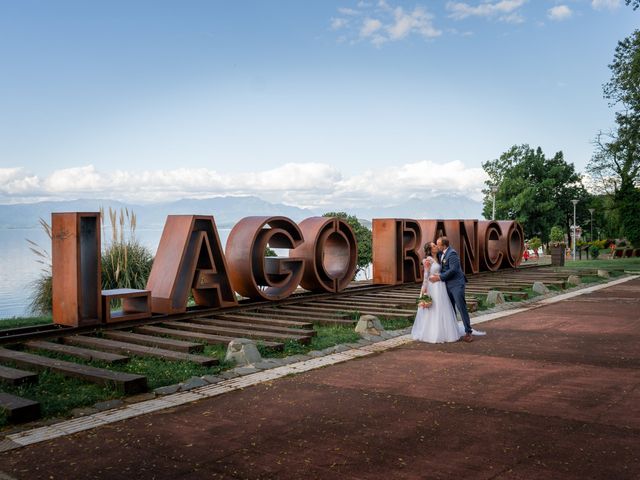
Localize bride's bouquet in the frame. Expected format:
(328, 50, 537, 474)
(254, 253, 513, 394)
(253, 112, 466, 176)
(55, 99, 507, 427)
(416, 293, 433, 309)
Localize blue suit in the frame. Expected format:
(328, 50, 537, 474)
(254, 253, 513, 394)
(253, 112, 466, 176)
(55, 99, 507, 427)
(439, 247, 472, 335)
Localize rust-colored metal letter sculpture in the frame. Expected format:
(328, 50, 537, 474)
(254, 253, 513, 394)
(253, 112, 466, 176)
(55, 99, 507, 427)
(372, 219, 421, 285)
(497, 221, 525, 269)
(478, 221, 505, 272)
(290, 217, 357, 293)
(146, 215, 237, 314)
(415, 220, 478, 274)
(52, 212, 102, 327)
(225, 216, 305, 301)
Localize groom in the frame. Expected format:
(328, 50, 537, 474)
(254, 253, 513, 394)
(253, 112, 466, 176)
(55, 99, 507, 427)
(429, 236, 473, 343)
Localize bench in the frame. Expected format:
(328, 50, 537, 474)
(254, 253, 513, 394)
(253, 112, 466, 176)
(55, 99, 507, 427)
(101, 289, 151, 323)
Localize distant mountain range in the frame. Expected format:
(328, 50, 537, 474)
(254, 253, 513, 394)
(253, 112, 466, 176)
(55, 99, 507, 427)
(0, 194, 484, 229)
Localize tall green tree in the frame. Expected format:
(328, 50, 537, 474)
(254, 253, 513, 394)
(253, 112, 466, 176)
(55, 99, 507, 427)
(588, 29, 640, 245)
(322, 212, 372, 279)
(482, 145, 589, 244)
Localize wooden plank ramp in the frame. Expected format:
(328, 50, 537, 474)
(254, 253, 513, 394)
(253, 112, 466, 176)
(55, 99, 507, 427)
(0, 347, 147, 394)
(134, 325, 284, 351)
(0, 364, 38, 386)
(24, 340, 130, 364)
(162, 321, 311, 345)
(102, 331, 204, 354)
(0, 392, 40, 423)
(64, 336, 218, 366)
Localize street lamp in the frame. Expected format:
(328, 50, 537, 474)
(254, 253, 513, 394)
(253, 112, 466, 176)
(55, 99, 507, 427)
(571, 199, 578, 261)
(589, 208, 595, 242)
(491, 185, 498, 220)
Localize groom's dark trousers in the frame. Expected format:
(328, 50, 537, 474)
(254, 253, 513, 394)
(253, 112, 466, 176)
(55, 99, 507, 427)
(439, 248, 472, 335)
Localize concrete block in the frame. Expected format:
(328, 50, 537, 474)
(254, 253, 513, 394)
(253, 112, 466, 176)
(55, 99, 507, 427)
(532, 281, 549, 295)
(597, 269, 610, 278)
(355, 315, 385, 336)
(93, 399, 124, 411)
(486, 290, 505, 305)
(224, 338, 262, 367)
(568, 275, 582, 285)
(179, 377, 208, 391)
(154, 384, 180, 395)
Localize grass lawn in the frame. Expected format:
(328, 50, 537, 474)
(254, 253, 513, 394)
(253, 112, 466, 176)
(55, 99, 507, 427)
(558, 257, 640, 273)
(0, 316, 52, 330)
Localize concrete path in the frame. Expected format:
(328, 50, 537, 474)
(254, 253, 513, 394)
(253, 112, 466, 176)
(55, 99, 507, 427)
(1, 279, 639, 479)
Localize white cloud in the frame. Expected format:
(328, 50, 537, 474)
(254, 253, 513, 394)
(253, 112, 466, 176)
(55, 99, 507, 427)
(591, 0, 621, 10)
(387, 6, 441, 40)
(0, 161, 488, 207)
(331, 1, 441, 46)
(446, 0, 527, 21)
(0, 167, 40, 194)
(360, 18, 383, 37)
(338, 7, 359, 16)
(548, 5, 572, 21)
(330, 17, 349, 30)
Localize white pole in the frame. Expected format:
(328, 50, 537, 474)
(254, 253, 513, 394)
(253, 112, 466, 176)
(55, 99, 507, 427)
(571, 199, 578, 261)
(491, 185, 498, 220)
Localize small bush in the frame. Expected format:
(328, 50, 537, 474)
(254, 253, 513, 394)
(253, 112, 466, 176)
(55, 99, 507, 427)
(26, 218, 53, 315)
(528, 237, 542, 252)
(589, 245, 600, 259)
(549, 226, 564, 245)
(101, 208, 153, 291)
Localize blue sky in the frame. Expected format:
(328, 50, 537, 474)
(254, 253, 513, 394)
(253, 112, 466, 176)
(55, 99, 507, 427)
(0, 0, 636, 208)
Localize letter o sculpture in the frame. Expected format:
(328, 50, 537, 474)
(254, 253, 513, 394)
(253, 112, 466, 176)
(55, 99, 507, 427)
(497, 221, 525, 268)
(291, 217, 358, 293)
(225, 216, 305, 301)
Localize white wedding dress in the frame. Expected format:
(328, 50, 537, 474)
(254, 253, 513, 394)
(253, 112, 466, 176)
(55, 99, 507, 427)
(411, 257, 461, 343)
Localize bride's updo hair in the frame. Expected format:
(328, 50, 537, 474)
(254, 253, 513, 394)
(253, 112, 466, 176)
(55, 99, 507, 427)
(424, 242, 437, 260)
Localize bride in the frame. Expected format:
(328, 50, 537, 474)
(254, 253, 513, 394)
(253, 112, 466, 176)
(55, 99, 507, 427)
(411, 242, 461, 343)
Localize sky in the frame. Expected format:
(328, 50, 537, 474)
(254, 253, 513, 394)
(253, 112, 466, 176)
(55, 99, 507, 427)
(0, 0, 636, 209)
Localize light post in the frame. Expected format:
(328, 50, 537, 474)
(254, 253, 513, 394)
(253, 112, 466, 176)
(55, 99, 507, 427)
(491, 185, 498, 220)
(589, 208, 595, 242)
(571, 199, 578, 261)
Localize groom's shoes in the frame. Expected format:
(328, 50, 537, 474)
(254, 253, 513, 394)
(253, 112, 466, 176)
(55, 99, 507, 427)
(461, 333, 474, 343)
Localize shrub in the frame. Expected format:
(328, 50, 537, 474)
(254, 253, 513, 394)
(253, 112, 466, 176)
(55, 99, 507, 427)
(101, 208, 153, 291)
(528, 236, 542, 252)
(26, 218, 53, 315)
(589, 245, 600, 259)
(593, 239, 608, 250)
(549, 226, 564, 245)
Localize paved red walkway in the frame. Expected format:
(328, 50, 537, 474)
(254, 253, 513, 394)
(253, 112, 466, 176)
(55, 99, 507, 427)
(2, 279, 639, 479)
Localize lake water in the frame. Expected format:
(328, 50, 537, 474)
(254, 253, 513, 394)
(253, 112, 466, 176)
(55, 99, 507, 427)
(0, 227, 229, 320)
